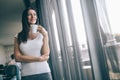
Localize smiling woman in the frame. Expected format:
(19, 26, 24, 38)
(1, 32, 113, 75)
(14, 7, 53, 80)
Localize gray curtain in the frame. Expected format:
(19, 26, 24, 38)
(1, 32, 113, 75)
(93, 0, 120, 79)
(36, 1, 62, 80)
(36, 0, 84, 80)
(80, 0, 110, 80)
(80, 0, 120, 80)
(34, 0, 119, 80)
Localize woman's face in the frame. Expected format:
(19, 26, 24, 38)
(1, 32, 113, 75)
(27, 9, 37, 24)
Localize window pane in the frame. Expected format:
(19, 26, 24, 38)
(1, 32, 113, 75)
(70, 0, 93, 80)
(105, 0, 120, 79)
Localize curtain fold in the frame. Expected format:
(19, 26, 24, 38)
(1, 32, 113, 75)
(36, 1, 63, 80)
(52, 0, 80, 79)
(64, 0, 84, 79)
(80, 0, 110, 80)
(51, 0, 73, 80)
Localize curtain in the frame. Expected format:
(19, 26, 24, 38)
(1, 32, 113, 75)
(91, 0, 120, 79)
(34, 0, 120, 80)
(35, 0, 91, 80)
(80, 0, 111, 80)
(36, 1, 63, 80)
(94, 0, 120, 79)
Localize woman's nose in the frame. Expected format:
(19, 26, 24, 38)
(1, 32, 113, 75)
(31, 14, 35, 18)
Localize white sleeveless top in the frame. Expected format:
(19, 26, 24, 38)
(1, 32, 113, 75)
(16, 33, 50, 76)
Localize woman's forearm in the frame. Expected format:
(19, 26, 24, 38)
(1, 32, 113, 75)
(14, 37, 47, 63)
(15, 54, 41, 63)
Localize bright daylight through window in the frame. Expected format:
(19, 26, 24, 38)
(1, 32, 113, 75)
(105, 0, 120, 35)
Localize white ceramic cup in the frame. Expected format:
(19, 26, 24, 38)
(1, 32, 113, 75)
(30, 24, 38, 33)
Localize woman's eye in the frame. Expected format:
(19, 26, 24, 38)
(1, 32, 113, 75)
(28, 13, 32, 16)
(33, 13, 36, 16)
(28, 13, 36, 16)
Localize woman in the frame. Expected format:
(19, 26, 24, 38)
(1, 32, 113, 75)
(14, 7, 52, 80)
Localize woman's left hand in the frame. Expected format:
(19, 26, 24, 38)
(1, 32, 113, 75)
(37, 25, 48, 36)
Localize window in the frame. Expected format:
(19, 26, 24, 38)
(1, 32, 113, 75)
(105, 0, 120, 79)
(51, 0, 93, 80)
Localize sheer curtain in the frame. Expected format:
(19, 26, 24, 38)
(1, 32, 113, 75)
(34, 0, 120, 80)
(95, 0, 120, 80)
(105, 0, 120, 79)
(36, 0, 94, 80)
(80, 0, 110, 80)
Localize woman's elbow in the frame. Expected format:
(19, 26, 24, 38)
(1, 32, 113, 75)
(15, 54, 22, 62)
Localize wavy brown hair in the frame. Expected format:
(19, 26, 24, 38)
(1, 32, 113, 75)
(17, 7, 39, 44)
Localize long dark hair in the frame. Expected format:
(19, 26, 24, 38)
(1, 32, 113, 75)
(18, 7, 39, 44)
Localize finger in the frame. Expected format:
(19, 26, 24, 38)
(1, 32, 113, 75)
(37, 25, 43, 31)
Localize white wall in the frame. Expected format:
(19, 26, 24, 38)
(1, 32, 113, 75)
(0, 45, 6, 65)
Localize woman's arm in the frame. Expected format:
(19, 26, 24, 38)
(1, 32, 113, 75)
(37, 25, 50, 61)
(14, 37, 44, 63)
